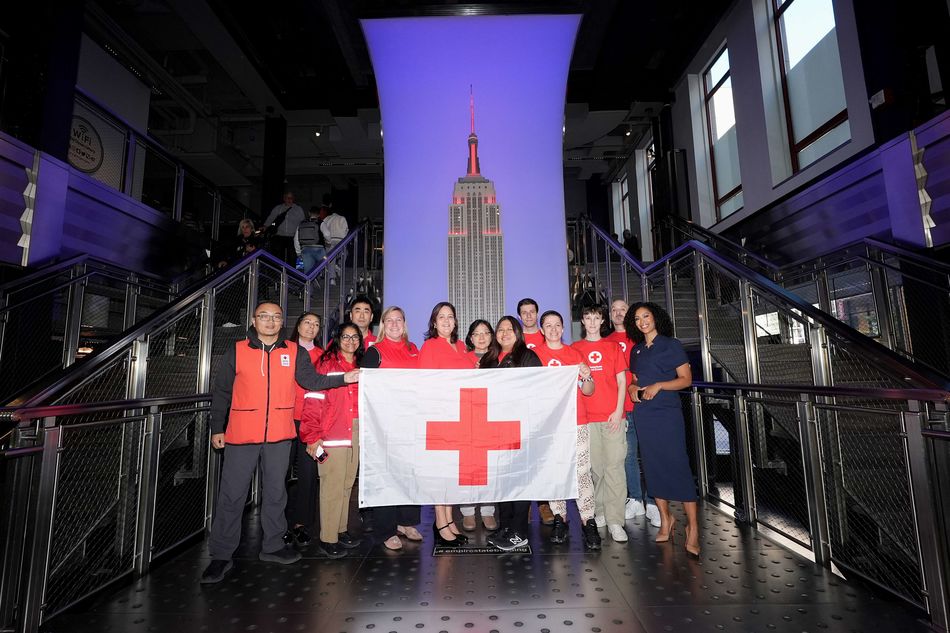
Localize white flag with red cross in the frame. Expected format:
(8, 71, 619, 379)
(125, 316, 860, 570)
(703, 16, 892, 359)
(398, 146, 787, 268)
(358, 366, 578, 506)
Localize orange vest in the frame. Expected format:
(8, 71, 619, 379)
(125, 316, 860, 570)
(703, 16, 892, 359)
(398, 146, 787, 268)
(226, 340, 299, 444)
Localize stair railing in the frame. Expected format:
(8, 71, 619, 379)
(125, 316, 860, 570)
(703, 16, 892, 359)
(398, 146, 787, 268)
(663, 214, 950, 375)
(0, 256, 212, 403)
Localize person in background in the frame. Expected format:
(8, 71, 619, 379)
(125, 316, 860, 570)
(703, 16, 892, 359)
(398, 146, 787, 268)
(216, 218, 261, 268)
(299, 323, 364, 559)
(348, 295, 377, 348)
(320, 197, 349, 282)
(294, 206, 327, 274)
(533, 310, 601, 550)
(516, 297, 553, 527)
(625, 302, 700, 558)
(283, 312, 323, 548)
(418, 302, 475, 548)
(360, 306, 423, 550)
(572, 304, 629, 543)
(605, 299, 661, 528)
(263, 191, 306, 265)
(459, 319, 497, 531)
(622, 229, 641, 260)
(200, 302, 358, 584)
(480, 316, 542, 551)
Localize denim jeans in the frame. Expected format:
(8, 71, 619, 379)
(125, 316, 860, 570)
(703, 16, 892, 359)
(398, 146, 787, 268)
(300, 246, 326, 273)
(625, 412, 645, 500)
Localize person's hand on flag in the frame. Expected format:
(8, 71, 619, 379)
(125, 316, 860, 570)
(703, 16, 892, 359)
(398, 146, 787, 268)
(343, 369, 360, 383)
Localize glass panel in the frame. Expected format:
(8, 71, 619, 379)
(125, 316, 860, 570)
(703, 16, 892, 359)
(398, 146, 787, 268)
(705, 48, 730, 91)
(69, 99, 129, 192)
(779, 0, 836, 69)
(719, 191, 743, 218)
(798, 120, 851, 168)
(181, 175, 216, 245)
(132, 141, 177, 216)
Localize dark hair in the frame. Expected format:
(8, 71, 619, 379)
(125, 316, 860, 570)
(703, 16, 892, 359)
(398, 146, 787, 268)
(580, 303, 611, 337)
(517, 298, 539, 315)
(539, 310, 562, 327)
(623, 302, 675, 345)
(290, 312, 321, 344)
(479, 316, 532, 368)
(320, 322, 365, 365)
(424, 301, 459, 343)
(464, 319, 494, 351)
(348, 294, 374, 315)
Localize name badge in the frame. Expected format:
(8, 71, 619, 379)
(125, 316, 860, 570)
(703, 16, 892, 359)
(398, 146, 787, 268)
(281, 354, 291, 367)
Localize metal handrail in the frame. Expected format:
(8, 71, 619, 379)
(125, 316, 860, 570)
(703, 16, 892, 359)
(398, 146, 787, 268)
(3, 394, 210, 424)
(691, 381, 950, 403)
(664, 214, 950, 276)
(583, 219, 950, 390)
(11, 223, 367, 408)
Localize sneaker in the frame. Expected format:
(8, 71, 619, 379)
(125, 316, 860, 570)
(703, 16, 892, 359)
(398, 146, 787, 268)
(550, 515, 568, 544)
(292, 526, 312, 545)
(608, 524, 628, 542)
(200, 559, 233, 584)
(282, 530, 295, 546)
(538, 503, 555, 526)
(222, 322, 240, 328)
(646, 503, 661, 528)
(488, 527, 527, 551)
(582, 519, 602, 550)
(338, 532, 362, 549)
(259, 546, 302, 564)
(625, 498, 646, 519)
(594, 514, 607, 528)
(461, 515, 477, 531)
(319, 540, 346, 559)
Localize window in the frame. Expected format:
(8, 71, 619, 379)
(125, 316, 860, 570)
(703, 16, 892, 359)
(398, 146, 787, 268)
(773, 0, 850, 170)
(619, 174, 630, 230)
(703, 47, 743, 219)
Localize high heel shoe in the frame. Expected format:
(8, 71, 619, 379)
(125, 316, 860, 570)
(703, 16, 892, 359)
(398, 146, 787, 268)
(684, 525, 701, 558)
(433, 523, 462, 548)
(655, 517, 677, 543)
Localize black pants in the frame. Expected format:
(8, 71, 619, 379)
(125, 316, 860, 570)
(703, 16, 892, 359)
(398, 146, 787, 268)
(285, 423, 317, 530)
(496, 500, 531, 536)
(372, 505, 421, 543)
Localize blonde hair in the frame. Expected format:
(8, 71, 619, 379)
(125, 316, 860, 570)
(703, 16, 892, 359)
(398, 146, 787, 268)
(237, 218, 255, 234)
(379, 306, 408, 343)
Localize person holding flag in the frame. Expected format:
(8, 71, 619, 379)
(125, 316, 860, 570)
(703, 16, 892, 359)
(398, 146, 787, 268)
(480, 315, 542, 551)
(533, 310, 602, 550)
(419, 301, 475, 547)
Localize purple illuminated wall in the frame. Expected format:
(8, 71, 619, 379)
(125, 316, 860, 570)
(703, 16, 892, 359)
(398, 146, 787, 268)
(362, 15, 580, 339)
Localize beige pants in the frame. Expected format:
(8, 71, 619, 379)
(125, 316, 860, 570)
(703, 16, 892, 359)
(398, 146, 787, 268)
(588, 419, 628, 525)
(550, 424, 594, 522)
(317, 419, 359, 543)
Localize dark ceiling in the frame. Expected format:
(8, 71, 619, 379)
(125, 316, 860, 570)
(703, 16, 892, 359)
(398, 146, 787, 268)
(196, 0, 732, 114)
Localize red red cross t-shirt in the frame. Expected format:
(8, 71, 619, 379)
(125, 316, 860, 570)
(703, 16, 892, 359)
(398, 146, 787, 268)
(571, 338, 626, 422)
(534, 344, 590, 425)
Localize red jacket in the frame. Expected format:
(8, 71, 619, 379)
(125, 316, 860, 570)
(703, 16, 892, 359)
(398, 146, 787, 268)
(226, 339, 298, 444)
(293, 345, 323, 420)
(299, 354, 359, 446)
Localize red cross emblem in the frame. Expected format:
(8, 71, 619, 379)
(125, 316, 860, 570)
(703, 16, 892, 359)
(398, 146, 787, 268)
(547, 359, 562, 366)
(588, 351, 602, 364)
(426, 388, 521, 486)
(619, 341, 627, 353)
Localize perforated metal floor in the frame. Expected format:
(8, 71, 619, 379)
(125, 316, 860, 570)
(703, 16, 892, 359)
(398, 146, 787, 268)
(41, 505, 931, 633)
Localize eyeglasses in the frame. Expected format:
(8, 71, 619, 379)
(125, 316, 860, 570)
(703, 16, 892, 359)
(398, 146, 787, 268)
(472, 330, 491, 336)
(340, 334, 361, 341)
(255, 313, 283, 322)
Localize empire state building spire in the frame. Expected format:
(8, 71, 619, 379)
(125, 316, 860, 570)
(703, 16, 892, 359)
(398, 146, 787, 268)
(467, 86, 480, 176)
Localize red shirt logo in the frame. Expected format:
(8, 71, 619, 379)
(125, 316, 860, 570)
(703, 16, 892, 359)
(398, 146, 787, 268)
(547, 359, 562, 366)
(588, 351, 602, 365)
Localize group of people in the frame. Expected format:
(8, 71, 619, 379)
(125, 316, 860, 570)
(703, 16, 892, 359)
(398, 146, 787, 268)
(216, 191, 348, 274)
(200, 293, 699, 585)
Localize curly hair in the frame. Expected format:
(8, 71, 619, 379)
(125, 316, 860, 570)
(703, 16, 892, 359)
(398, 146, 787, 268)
(623, 302, 675, 345)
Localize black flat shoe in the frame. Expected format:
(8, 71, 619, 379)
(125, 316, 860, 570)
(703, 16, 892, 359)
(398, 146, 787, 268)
(292, 526, 311, 545)
(338, 532, 362, 549)
(433, 522, 462, 548)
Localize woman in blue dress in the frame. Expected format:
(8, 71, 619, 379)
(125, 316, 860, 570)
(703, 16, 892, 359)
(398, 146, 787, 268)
(624, 302, 700, 557)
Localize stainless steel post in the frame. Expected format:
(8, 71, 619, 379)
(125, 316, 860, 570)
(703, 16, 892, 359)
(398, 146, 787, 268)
(134, 406, 162, 576)
(797, 395, 830, 564)
(733, 392, 757, 524)
(20, 420, 61, 633)
(691, 389, 709, 497)
(62, 269, 86, 369)
(903, 401, 949, 631)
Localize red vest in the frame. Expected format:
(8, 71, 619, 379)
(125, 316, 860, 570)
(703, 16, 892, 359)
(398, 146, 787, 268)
(227, 340, 299, 444)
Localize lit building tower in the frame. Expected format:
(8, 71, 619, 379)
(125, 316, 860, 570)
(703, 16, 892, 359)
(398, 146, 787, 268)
(448, 90, 505, 329)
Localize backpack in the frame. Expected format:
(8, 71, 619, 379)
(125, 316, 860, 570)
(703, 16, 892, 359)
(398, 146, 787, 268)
(297, 220, 323, 247)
